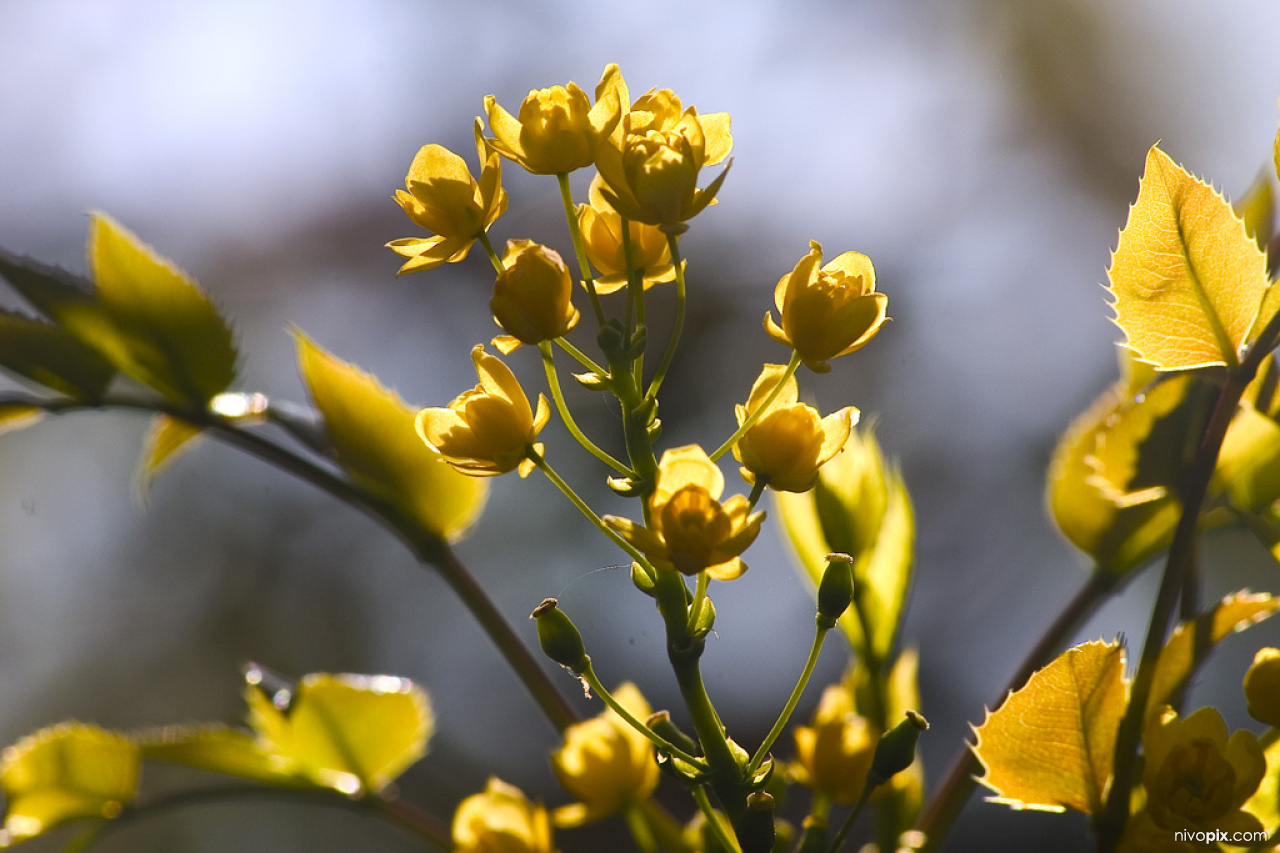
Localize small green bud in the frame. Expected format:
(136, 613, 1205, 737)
(630, 561, 657, 597)
(735, 792, 776, 853)
(691, 596, 717, 638)
(608, 475, 645, 497)
(646, 710, 700, 757)
(597, 319, 627, 361)
(816, 553, 854, 629)
(646, 417, 662, 442)
(531, 598, 590, 674)
(628, 324, 648, 358)
(867, 709, 928, 789)
(573, 370, 611, 391)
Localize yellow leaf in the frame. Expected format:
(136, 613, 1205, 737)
(246, 671, 433, 795)
(0, 404, 42, 436)
(0, 310, 115, 400)
(973, 640, 1127, 815)
(295, 332, 486, 543)
(1108, 146, 1270, 370)
(0, 722, 140, 844)
(84, 213, 238, 404)
(134, 414, 203, 503)
(1235, 167, 1275, 250)
(775, 426, 913, 659)
(1244, 732, 1280, 837)
(136, 725, 291, 786)
(1215, 404, 1280, 512)
(1146, 591, 1280, 714)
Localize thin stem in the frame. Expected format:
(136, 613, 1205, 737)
(691, 785, 742, 853)
(529, 446, 654, 572)
(685, 570, 710, 636)
(746, 479, 767, 511)
(539, 341, 632, 475)
(557, 172, 606, 327)
(4, 393, 579, 734)
(621, 215, 646, 386)
(645, 233, 687, 402)
(917, 570, 1115, 851)
(748, 625, 830, 774)
(826, 785, 873, 853)
(710, 352, 802, 462)
(477, 231, 505, 275)
(555, 337, 607, 376)
(580, 661, 710, 771)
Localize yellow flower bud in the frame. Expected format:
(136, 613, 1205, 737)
(790, 684, 877, 805)
(732, 364, 857, 492)
(604, 445, 765, 580)
(386, 119, 507, 276)
(1140, 706, 1265, 838)
(577, 176, 676, 294)
(765, 241, 888, 373)
(550, 682, 658, 827)
(1244, 647, 1280, 728)
(490, 240, 579, 352)
(416, 345, 549, 477)
(484, 71, 621, 175)
(452, 777, 556, 853)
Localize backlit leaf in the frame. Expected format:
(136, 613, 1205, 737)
(775, 426, 913, 659)
(1108, 146, 1270, 370)
(0, 310, 115, 399)
(246, 672, 433, 795)
(1235, 167, 1275, 250)
(85, 213, 238, 404)
(134, 414, 204, 502)
(0, 248, 98, 322)
(1146, 591, 1280, 714)
(136, 725, 291, 786)
(1215, 404, 1280, 512)
(295, 332, 486, 543)
(1243, 732, 1280, 837)
(0, 723, 139, 844)
(973, 640, 1127, 815)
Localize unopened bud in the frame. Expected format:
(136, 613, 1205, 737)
(531, 598, 590, 674)
(816, 553, 854, 629)
(1245, 647, 1280, 727)
(867, 709, 928, 789)
(646, 710, 699, 757)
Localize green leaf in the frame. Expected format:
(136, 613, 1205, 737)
(1146, 591, 1280, 715)
(775, 426, 913, 660)
(1108, 146, 1271, 370)
(295, 331, 487, 543)
(0, 723, 140, 844)
(0, 310, 116, 400)
(973, 640, 1127, 815)
(0, 248, 98, 322)
(134, 414, 204, 503)
(136, 725, 292, 786)
(246, 671, 433, 795)
(83, 213, 238, 404)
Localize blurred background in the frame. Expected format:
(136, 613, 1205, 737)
(3, 0, 1280, 850)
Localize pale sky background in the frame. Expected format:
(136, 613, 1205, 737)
(3, 1, 1280, 850)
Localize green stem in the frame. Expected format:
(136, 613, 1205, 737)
(746, 479, 767, 511)
(557, 172, 606, 327)
(645, 233, 687, 402)
(685, 570, 710, 636)
(538, 341, 631, 475)
(477, 231, 505, 275)
(748, 625, 829, 774)
(917, 570, 1115, 852)
(621, 215, 646, 386)
(5, 393, 579, 735)
(61, 784, 451, 853)
(692, 785, 742, 853)
(529, 446, 654, 572)
(710, 352, 802, 462)
(826, 785, 873, 853)
(579, 661, 710, 771)
(555, 337, 607, 376)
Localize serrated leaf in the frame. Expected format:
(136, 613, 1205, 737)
(246, 672, 433, 795)
(775, 427, 913, 660)
(0, 722, 140, 844)
(84, 213, 238, 404)
(1235, 167, 1275, 251)
(136, 725, 292, 786)
(0, 404, 42, 436)
(0, 310, 115, 399)
(134, 414, 204, 503)
(1146, 591, 1280, 714)
(973, 640, 1127, 815)
(295, 332, 486, 543)
(1108, 146, 1270, 370)
(0, 248, 98, 321)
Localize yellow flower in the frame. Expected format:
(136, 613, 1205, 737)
(1244, 647, 1280, 728)
(790, 684, 877, 805)
(416, 345, 549, 477)
(484, 69, 621, 175)
(732, 364, 857, 492)
(387, 119, 507, 276)
(593, 67, 732, 233)
(550, 682, 658, 827)
(1141, 706, 1265, 838)
(490, 240, 580, 353)
(604, 445, 764, 579)
(452, 777, 556, 853)
(765, 241, 888, 373)
(1116, 810, 1197, 853)
(577, 176, 677, 294)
